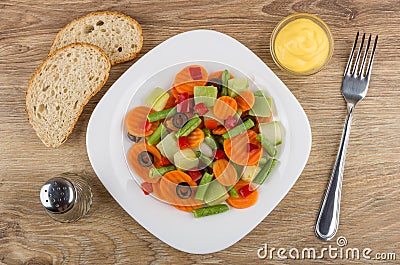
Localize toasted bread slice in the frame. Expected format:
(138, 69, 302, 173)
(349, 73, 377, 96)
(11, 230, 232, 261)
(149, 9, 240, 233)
(26, 43, 111, 147)
(50, 11, 143, 65)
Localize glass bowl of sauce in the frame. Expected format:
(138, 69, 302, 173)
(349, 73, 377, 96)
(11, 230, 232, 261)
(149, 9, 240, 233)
(270, 13, 334, 75)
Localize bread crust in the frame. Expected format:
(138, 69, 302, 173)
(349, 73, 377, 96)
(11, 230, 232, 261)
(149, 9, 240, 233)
(50, 11, 143, 65)
(26, 43, 111, 147)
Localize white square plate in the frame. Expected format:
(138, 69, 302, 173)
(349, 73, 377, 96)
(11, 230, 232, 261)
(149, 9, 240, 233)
(86, 30, 311, 254)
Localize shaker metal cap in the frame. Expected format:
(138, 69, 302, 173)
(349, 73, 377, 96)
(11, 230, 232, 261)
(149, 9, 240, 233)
(40, 177, 75, 213)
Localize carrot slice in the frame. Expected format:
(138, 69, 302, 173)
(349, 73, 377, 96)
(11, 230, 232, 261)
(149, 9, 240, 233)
(187, 128, 204, 148)
(205, 119, 218, 130)
(173, 65, 208, 96)
(125, 106, 158, 137)
(173, 200, 203, 212)
(235, 90, 255, 112)
(159, 170, 203, 210)
(127, 142, 162, 183)
(213, 159, 238, 186)
(208, 71, 235, 80)
(163, 93, 177, 109)
(212, 126, 227, 135)
(170, 86, 180, 99)
(213, 96, 237, 120)
(152, 179, 164, 200)
(223, 130, 263, 166)
(226, 180, 258, 209)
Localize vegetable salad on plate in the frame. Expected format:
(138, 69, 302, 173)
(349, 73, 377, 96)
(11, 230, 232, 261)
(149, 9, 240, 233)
(124, 65, 283, 218)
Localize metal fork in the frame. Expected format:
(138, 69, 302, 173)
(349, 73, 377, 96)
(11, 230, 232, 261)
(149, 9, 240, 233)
(315, 32, 378, 241)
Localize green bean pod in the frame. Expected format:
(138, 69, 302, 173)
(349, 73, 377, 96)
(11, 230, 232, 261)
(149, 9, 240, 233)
(222, 119, 255, 140)
(221, 70, 230, 96)
(149, 165, 176, 179)
(194, 172, 214, 201)
(192, 204, 229, 218)
(177, 116, 201, 137)
(228, 186, 239, 198)
(147, 123, 164, 145)
(147, 107, 176, 122)
(252, 158, 278, 185)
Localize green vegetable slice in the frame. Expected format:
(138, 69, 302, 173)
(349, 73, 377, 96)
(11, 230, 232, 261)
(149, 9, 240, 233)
(194, 86, 218, 107)
(249, 96, 271, 117)
(256, 134, 277, 157)
(227, 78, 249, 97)
(144, 87, 170, 111)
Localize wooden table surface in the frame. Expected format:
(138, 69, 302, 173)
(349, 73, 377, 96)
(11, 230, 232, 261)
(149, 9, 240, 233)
(1, 0, 399, 264)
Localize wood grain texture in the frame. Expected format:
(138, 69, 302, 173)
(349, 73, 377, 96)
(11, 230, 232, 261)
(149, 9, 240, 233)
(1, 0, 399, 264)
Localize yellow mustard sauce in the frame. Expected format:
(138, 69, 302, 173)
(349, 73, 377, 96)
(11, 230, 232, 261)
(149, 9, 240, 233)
(274, 18, 330, 73)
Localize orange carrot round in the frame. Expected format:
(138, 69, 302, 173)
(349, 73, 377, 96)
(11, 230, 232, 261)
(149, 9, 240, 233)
(125, 106, 158, 137)
(187, 128, 204, 148)
(223, 130, 263, 166)
(213, 96, 237, 120)
(212, 125, 227, 135)
(213, 159, 238, 186)
(173, 65, 208, 96)
(159, 170, 203, 210)
(226, 180, 258, 209)
(235, 90, 255, 111)
(127, 142, 162, 183)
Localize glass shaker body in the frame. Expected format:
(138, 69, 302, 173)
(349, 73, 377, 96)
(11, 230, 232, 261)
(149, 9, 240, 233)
(40, 172, 92, 222)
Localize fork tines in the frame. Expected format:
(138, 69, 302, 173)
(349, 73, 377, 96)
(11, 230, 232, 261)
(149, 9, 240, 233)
(344, 32, 378, 78)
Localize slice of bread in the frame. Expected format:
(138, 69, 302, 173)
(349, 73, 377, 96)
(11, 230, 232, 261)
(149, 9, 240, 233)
(26, 43, 111, 147)
(50, 11, 143, 65)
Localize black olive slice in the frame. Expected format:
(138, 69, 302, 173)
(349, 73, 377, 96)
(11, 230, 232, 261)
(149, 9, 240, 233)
(127, 132, 142, 142)
(172, 112, 189, 128)
(176, 182, 192, 199)
(137, 151, 154, 167)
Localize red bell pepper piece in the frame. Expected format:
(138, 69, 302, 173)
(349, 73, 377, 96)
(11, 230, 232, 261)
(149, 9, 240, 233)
(188, 169, 203, 182)
(214, 149, 226, 160)
(246, 143, 259, 153)
(205, 119, 218, 130)
(141, 182, 153, 195)
(238, 184, 255, 198)
(193, 103, 209, 115)
(159, 157, 171, 167)
(144, 120, 153, 132)
(177, 92, 190, 113)
(178, 136, 190, 150)
(189, 67, 203, 80)
(225, 115, 237, 130)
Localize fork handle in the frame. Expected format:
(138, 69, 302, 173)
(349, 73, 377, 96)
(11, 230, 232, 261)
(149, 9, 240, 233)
(315, 104, 354, 240)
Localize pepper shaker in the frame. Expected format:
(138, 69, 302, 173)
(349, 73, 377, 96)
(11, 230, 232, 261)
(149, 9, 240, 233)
(40, 172, 92, 222)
